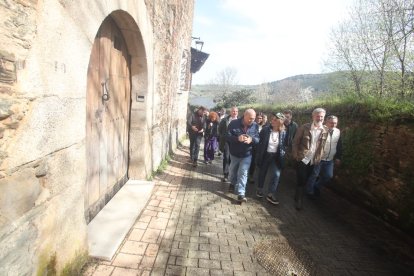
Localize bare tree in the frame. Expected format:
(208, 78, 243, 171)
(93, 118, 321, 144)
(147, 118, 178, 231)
(271, 79, 302, 104)
(327, 0, 414, 99)
(354, 0, 392, 97)
(329, 19, 368, 96)
(210, 67, 238, 93)
(382, 0, 414, 98)
(209, 67, 240, 107)
(255, 82, 272, 104)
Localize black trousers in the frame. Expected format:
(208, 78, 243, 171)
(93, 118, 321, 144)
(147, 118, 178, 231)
(295, 160, 315, 207)
(296, 161, 315, 187)
(222, 142, 231, 177)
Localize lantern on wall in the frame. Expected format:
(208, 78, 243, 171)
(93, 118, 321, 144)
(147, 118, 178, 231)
(190, 37, 209, 73)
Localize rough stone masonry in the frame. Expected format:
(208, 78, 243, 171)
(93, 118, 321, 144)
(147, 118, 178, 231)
(0, 0, 194, 274)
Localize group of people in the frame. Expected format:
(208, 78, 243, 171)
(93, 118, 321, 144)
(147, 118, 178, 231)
(187, 105, 342, 210)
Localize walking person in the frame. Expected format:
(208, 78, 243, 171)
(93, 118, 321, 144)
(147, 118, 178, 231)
(227, 109, 259, 203)
(306, 115, 342, 198)
(203, 111, 219, 164)
(218, 106, 238, 182)
(292, 108, 329, 210)
(187, 106, 207, 167)
(216, 107, 227, 157)
(283, 109, 298, 154)
(248, 112, 267, 182)
(255, 113, 288, 205)
(218, 107, 226, 122)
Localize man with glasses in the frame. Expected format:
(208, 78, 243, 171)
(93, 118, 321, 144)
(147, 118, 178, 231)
(292, 108, 329, 210)
(306, 115, 342, 198)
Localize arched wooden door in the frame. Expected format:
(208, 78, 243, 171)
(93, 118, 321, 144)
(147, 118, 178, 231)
(86, 17, 131, 220)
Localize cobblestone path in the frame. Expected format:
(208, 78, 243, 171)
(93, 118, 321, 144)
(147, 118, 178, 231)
(84, 141, 414, 276)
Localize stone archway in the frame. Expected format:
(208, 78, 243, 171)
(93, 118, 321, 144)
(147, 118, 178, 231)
(85, 16, 131, 222)
(85, 11, 149, 222)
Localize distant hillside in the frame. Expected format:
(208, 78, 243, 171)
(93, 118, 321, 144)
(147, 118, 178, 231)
(190, 84, 257, 98)
(189, 84, 257, 108)
(190, 72, 348, 108)
(270, 73, 334, 93)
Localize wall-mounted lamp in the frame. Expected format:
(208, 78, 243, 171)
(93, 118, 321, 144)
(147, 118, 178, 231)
(195, 41, 204, 51)
(190, 36, 209, 73)
(192, 36, 204, 51)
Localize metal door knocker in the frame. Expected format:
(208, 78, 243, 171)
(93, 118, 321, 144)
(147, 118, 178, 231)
(101, 78, 110, 101)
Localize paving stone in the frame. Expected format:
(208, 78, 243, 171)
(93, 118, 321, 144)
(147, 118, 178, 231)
(188, 250, 209, 259)
(178, 241, 199, 250)
(120, 241, 148, 255)
(219, 245, 240, 253)
(91, 264, 114, 276)
(111, 267, 140, 276)
(221, 260, 243, 271)
(145, 243, 159, 257)
(198, 259, 221, 269)
(174, 234, 191, 243)
(233, 271, 256, 276)
(199, 243, 219, 252)
(148, 217, 169, 230)
(141, 229, 161, 243)
(209, 252, 232, 261)
(138, 255, 156, 269)
(185, 267, 209, 275)
(133, 221, 149, 229)
(128, 228, 145, 241)
(175, 257, 198, 267)
(210, 269, 234, 276)
(153, 252, 169, 268)
(189, 236, 208, 244)
(170, 248, 188, 257)
(112, 253, 142, 269)
(151, 267, 166, 275)
(165, 264, 186, 275)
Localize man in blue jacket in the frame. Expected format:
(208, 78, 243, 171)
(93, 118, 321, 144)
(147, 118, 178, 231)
(226, 109, 259, 203)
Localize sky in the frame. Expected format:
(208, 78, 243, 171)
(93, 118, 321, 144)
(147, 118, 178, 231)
(191, 0, 350, 85)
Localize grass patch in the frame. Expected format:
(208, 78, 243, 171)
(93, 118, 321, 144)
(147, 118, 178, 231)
(61, 251, 89, 276)
(147, 154, 171, 181)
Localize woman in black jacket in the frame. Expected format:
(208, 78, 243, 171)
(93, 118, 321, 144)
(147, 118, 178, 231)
(255, 113, 287, 205)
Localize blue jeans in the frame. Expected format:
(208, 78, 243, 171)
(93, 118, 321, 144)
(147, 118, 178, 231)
(257, 153, 282, 198)
(229, 154, 252, 196)
(306, 160, 334, 194)
(189, 133, 203, 162)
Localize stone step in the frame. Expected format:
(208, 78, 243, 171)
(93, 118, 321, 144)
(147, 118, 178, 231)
(87, 180, 154, 261)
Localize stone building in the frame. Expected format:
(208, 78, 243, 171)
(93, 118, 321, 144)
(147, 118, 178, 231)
(0, 0, 194, 274)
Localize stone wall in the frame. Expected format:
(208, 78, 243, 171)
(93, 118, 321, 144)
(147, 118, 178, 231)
(333, 120, 414, 235)
(0, 0, 193, 274)
(146, 0, 194, 167)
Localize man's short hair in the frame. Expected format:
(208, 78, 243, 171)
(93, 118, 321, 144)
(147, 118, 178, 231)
(326, 115, 338, 121)
(312, 108, 326, 115)
(283, 109, 293, 115)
